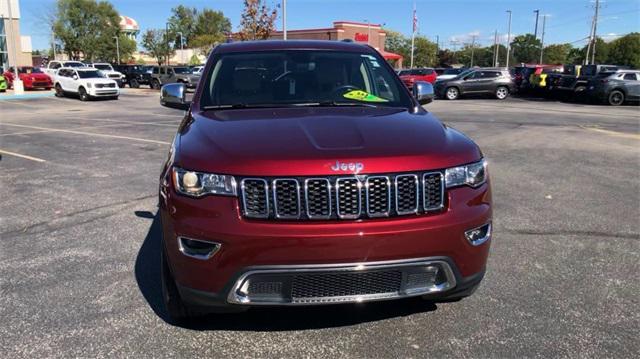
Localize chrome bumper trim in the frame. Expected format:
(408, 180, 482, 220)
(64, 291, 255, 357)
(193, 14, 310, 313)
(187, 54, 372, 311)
(227, 258, 457, 305)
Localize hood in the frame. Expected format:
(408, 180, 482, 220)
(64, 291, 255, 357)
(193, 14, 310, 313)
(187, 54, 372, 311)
(175, 107, 481, 176)
(20, 73, 51, 80)
(84, 78, 117, 85)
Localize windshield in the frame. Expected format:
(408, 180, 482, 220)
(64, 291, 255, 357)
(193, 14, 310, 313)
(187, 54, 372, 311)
(77, 70, 104, 79)
(454, 69, 474, 78)
(201, 50, 411, 109)
(65, 62, 86, 68)
(18, 67, 43, 74)
(173, 67, 190, 74)
(93, 64, 112, 71)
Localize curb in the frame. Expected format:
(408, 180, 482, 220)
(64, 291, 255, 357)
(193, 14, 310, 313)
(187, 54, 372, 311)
(0, 92, 55, 101)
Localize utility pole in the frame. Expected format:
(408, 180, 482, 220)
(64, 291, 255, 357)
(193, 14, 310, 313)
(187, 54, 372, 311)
(114, 36, 120, 64)
(533, 10, 540, 38)
(410, 1, 416, 68)
(177, 32, 184, 64)
(493, 30, 499, 67)
(282, 0, 287, 40)
(165, 22, 170, 66)
(539, 15, 547, 64)
(364, 19, 371, 45)
(51, 30, 56, 61)
(505, 10, 512, 68)
(470, 34, 477, 67)
(591, 0, 600, 65)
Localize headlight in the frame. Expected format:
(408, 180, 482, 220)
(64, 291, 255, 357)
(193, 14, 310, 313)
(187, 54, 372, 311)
(444, 159, 487, 188)
(172, 167, 237, 197)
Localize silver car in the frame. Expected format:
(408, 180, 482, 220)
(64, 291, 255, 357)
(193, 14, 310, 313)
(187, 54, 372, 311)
(434, 68, 515, 100)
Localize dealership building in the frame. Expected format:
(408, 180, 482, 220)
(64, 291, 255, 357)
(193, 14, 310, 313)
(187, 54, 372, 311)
(0, 0, 32, 71)
(269, 21, 404, 67)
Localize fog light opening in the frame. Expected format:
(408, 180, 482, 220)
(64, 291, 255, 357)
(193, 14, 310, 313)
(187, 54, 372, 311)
(177, 237, 221, 260)
(465, 223, 492, 246)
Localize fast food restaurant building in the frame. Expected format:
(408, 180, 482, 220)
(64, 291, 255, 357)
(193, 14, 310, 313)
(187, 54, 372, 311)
(269, 21, 404, 68)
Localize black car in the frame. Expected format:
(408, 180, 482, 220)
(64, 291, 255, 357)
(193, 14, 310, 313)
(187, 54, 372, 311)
(434, 68, 515, 100)
(586, 70, 640, 106)
(114, 65, 153, 88)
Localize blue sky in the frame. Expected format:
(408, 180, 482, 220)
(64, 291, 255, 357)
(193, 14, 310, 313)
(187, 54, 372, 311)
(20, 0, 640, 51)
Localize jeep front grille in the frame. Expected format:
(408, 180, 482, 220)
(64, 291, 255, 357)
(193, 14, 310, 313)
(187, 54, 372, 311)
(240, 172, 445, 220)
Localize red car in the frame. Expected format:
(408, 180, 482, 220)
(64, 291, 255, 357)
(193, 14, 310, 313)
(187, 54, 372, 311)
(3, 66, 53, 90)
(399, 68, 438, 87)
(158, 41, 492, 322)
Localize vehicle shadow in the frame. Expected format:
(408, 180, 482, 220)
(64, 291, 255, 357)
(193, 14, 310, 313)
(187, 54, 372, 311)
(134, 211, 438, 331)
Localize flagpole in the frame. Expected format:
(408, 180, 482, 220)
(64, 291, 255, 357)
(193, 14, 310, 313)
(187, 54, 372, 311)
(410, 1, 416, 68)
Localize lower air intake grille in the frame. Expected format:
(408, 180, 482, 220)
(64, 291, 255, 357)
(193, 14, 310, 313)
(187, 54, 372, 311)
(291, 270, 403, 301)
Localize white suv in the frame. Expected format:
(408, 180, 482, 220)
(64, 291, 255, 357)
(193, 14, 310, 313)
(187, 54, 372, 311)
(54, 67, 120, 101)
(89, 63, 125, 87)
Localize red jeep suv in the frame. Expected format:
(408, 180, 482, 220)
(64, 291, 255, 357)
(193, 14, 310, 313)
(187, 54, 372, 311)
(158, 41, 492, 321)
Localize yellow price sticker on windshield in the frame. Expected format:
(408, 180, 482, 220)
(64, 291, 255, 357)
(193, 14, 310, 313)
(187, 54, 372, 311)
(342, 90, 389, 103)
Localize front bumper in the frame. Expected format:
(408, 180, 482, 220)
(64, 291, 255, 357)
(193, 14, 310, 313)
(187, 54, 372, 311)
(88, 87, 119, 97)
(160, 180, 492, 307)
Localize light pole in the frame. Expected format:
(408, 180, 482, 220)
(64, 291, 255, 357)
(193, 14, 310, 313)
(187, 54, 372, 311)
(114, 36, 120, 64)
(363, 19, 371, 45)
(282, 0, 287, 40)
(539, 15, 547, 64)
(7, 0, 23, 94)
(177, 32, 184, 64)
(505, 10, 512, 69)
(470, 34, 477, 67)
(533, 10, 540, 38)
(165, 22, 170, 66)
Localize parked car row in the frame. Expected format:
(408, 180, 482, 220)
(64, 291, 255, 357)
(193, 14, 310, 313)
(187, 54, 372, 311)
(515, 63, 639, 106)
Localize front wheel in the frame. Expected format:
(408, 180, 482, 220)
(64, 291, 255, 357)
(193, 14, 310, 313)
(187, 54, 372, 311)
(445, 87, 460, 100)
(495, 86, 510, 100)
(54, 84, 64, 97)
(151, 79, 161, 90)
(130, 79, 139, 88)
(161, 242, 199, 323)
(78, 87, 89, 101)
(607, 90, 625, 106)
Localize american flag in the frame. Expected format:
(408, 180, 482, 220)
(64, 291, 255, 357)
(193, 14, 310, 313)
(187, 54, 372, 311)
(412, 5, 418, 34)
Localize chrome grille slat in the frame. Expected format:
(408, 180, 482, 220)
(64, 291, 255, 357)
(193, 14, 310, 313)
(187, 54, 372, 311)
(366, 176, 391, 217)
(304, 178, 332, 219)
(273, 179, 301, 219)
(395, 174, 419, 215)
(239, 172, 444, 220)
(336, 177, 361, 219)
(241, 178, 269, 218)
(423, 172, 444, 211)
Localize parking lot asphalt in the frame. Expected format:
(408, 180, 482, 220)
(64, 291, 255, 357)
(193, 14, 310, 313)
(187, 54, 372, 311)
(1, 91, 638, 358)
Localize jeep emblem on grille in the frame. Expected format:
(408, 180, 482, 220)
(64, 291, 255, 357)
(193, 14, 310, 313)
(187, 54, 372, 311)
(331, 161, 364, 173)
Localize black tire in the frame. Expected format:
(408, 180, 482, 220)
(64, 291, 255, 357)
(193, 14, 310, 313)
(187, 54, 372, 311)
(607, 90, 625, 106)
(78, 87, 89, 101)
(495, 86, 510, 100)
(130, 79, 140, 88)
(151, 79, 161, 90)
(112, 96, 119, 100)
(445, 87, 459, 100)
(161, 241, 199, 323)
(54, 84, 64, 97)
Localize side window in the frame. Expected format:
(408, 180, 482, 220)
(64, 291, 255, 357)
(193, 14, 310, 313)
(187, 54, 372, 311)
(153, 67, 159, 74)
(623, 73, 637, 81)
(167, 68, 174, 75)
(52, 62, 61, 69)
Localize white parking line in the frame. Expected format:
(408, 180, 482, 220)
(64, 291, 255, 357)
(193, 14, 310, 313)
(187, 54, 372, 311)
(1, 123, 171, 145)
(0, 149, 46, 162)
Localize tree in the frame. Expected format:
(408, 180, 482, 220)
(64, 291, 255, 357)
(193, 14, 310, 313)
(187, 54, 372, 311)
(510, 34, 542, 64)
(188, 53, 201, 66)
(168, 5, 198, 48)
(580, 37, 610, 64)
(53, 0, 122, 61)
(384, 29, 411, 60)
(607, 33, 640, 68)
(542, 43, 572, 64)
(142, 29, 174, 65)
(238, 0, 277, 41)
(190, 9, 231, 54)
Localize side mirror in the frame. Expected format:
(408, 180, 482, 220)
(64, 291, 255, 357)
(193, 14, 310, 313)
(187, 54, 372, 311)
(160, 83, 190, 110)
(412, 81, 434, 105)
